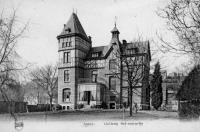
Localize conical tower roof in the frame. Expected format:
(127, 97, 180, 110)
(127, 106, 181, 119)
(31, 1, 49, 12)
(57, 13, 90, 42)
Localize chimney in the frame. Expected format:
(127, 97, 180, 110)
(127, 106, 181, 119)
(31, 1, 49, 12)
(122, 39, 127, 44)
(88, 36, 92, 43)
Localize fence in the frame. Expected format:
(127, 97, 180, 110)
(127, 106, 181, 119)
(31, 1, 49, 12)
(0, 101, 53, 114)
(27, 104, 51, 112)
(0, 101, 27, 114)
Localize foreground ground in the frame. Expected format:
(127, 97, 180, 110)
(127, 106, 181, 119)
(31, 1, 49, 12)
(0, 109, 179, 122)
(1, 110, 200, 132)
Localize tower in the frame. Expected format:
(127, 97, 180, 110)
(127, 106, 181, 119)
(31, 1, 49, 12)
(57, 13, 91, 109)
(110, 23, 120, 45)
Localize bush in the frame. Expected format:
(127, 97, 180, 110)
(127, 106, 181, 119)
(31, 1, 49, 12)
(101, 102, 108, 109)
(91, 105, 96, 109)
(179, 101, 200, 119)
(123, 102, 128, 108)
(177, 65, 200, 119)
(151, 92, 163, 110)
(53, 104, 62, 111)
(77, 103, 84, 109)
(27, 105, 37, 112)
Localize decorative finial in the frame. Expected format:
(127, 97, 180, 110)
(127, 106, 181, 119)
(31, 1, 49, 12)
(114, 16, 117, 27)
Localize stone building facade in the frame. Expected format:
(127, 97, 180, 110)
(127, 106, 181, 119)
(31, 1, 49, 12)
(57, 13, 151, 110)
(162, 72, 185, 111)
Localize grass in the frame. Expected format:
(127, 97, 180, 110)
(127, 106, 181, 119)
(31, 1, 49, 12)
(0, 109, 179, 122)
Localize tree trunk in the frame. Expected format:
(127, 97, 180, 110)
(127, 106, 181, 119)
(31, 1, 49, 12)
(50, 97, 52, 111)
(120, 58, 123, 108)
(128, 87, 130, 107)
(129, 86, 133, 116)
(37, 92, 40, 104)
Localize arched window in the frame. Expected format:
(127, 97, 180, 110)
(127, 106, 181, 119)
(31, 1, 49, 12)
(63, 88, 71, 102)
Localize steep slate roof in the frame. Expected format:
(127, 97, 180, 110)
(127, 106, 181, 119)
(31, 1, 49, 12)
(57, 13, 89, 42)
(85, 46, 109, 59)
(91, 46, 106, 53)
(123, 41, 151, 60)
(85, 41, 151, 60)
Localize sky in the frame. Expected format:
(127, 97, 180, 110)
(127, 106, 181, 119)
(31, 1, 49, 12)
(0, 0, 190, 74)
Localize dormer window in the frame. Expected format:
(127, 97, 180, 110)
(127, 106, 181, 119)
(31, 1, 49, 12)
(126, 48, 139, 55)
(92, 52, 101, 58)
(65, 28, 71, 33)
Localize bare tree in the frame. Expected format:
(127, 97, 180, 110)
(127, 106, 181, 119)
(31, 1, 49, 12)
(0, 9, 28, 122)
(111, 40, 149, 116)
(30, 65, 58, 110)
(23, 81, 43, 105)
(157, 0, 200, 64)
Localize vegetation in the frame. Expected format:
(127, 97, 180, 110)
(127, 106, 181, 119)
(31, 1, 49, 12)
(0, 9, 28, 122)
(177, 65, 200, 118)
(151, 62, 163, 110)
(111, 40, 148, 116)
(30, 65, 58, 110)
(158, 0, 200, 62)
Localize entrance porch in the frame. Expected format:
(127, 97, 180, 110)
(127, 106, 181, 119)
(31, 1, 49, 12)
(78, 83, 105, 108)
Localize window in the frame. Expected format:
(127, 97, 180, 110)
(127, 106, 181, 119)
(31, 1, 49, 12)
(92, 70, 98, 82)
(63, 88, 71, 102)
(63, 52, 70, 63)
(68, 41, 71, 47)
(92, 52, 100, 57)
(109, 76, 116, 90)
(64, 70, 70, 82)
(127, 48, 139, 54)
(62, 42, 65, 48)
(65, 28, 71, 33)
(109, 59, 116, 70)
(62, 38, 72, 48)
(65, 42, 68, 47)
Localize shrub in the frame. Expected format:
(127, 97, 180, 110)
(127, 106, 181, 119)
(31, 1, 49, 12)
(77, 103, 84, 109)
(177, 65, 200, 119)
(91, 105, 96, 109)
(101, 102, 108, 109)
(179, 101, 200, 119)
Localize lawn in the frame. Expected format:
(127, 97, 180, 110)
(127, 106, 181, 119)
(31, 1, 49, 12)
(0, 109, 178, 122)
